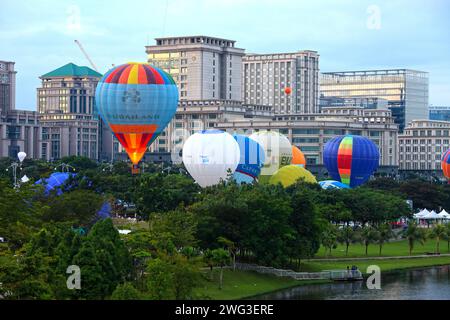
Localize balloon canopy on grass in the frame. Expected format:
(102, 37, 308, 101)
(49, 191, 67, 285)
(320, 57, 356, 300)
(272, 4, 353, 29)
(35, 172, 76, 195)
(319, 180, 351, 190)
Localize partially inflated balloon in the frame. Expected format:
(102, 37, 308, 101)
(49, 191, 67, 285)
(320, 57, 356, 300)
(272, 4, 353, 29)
(95, 63, 178, 173)
(291, 146, 306, 167)
(249, 131, 292, 183)
(319, 180, 350, 190)
(323, 135, 379, 188)
(18, 152, 26, 163)
(232, 134, 265, 184)
(442, 148, 450, 180)
(182, 130, 240, 188)
(284, 87, 292, 95)
(269, 165, 317, 188)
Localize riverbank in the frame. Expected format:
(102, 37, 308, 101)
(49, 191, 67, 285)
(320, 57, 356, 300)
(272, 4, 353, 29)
(194, 269, 331, 300)
(195, 255, 450, 299)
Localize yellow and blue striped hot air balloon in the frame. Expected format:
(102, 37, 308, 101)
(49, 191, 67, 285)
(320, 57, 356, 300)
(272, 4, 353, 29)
(95, 63, 178, 173)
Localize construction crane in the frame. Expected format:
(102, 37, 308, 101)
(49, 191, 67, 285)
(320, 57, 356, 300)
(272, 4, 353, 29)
(74, 40, 99, 72)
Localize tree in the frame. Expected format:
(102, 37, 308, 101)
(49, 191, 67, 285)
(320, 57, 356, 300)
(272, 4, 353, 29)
(217, 236, 237, 271)
(445, 223, 450, 253)
(111, 282, 141, 300)
(402, 222, 428, 255)
(360, 225, 377, 256)
(374, 223, 394, 256)
(211, 248, 230, 290)
(430, 224, 447, 254)
(337, 226, 357, 256)
(321, 224, 338, 257)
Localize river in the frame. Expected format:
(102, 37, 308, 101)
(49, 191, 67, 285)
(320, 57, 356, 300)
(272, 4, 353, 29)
(251, 265, 450, 300)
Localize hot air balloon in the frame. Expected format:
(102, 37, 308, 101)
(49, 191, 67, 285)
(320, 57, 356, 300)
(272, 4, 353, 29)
(323, 135, 379, 188)
(249, 131, 292, 183)
(269, 165, 317, 188)
(232, 134, 265, 184)
(182, 130, 240, 188)
(95, 63, 178, 174)
(291, 145, 306, 167)
(284, 87, 292, 95)
(319, 180, 350, 190)
(441, 148, 450, 181)
(18, 152, 26, 163)
(35, 172, 76, 195)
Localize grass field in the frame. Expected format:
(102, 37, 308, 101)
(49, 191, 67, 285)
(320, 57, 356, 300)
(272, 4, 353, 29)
(194, 269, 330, 300)
(314, 239, 449, 258)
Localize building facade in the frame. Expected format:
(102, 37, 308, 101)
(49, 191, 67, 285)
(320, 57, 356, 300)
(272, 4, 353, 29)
(0, 60, 17, 115)
(37, 63, 103, 160)
(398, 120, 450, 172)
(429, 106, 450, 122)
(243, 51, 320, 114)
(146, 36, 245, 101)
(320, 69, 429, 132)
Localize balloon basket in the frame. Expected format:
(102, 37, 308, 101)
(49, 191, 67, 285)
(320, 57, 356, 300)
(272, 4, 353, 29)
(131, 165, 140, 175)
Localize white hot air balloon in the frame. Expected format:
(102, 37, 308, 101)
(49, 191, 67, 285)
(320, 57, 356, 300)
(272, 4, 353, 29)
(182, 129, 240, 188)
(21, 175, 30, 183)
(249, 130, 292, 183)
(18, 152, 27, 163)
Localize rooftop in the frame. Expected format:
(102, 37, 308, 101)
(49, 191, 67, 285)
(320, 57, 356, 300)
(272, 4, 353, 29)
(41, 63, 102, 78)
(322, 69, 428, 77)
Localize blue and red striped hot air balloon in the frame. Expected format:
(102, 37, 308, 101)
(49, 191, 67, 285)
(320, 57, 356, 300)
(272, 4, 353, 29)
(441, 148, 450, 181)
(323, 135, 379, 188)
(95, 63, 178, 173)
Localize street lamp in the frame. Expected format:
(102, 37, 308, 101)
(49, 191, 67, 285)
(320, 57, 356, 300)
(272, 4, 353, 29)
(102, 161, 114, 173)
(5, 152, 27, 189)
(54, 163, 76, 173)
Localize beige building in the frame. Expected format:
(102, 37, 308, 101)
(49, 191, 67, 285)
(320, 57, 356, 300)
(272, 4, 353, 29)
(243, 51, 320, 114)
(37, 63, 103, 160)
(217, 106, 398, 167)
(0, 61, 16, 115)
(398, 120, 450, 171)
(146, 36, 245, 101)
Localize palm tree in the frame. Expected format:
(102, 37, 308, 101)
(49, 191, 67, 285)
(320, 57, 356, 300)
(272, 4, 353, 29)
(211, 248, 230, 290)
(374, 223, 395, 256)
(217, 236, 237, 271)
(445, 223, 450, 253)
(360, 225, 377, 256)
(337, 226, 357, 256)
(403, 222, 428, 255)
(430, 224, 447, 254)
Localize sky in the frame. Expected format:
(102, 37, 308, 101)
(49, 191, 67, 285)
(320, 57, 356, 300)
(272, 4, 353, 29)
(1, 0, 449, 110)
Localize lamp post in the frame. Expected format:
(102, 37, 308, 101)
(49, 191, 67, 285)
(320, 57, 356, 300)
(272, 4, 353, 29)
(5, 152, 27, 189)
(54, 163, 76, 173)
(102, 161, 114, 173)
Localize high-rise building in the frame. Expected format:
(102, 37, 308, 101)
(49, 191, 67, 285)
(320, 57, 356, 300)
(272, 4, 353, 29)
(429, 106, 450, 122)
(146, 36, 245, 101)
(243, 51, 320, 114)
(398, 120, 450, 173)
(0, 60, 17, 114)
(37, 63, 103, 160)
(0, 61, 44, 158)
(320, 69, 429, 132)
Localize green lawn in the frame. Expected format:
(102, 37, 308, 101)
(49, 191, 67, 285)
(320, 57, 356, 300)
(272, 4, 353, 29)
(194, 269, 330, 300)
(301, 256, 450, 274)
(315, 239, 450, 258)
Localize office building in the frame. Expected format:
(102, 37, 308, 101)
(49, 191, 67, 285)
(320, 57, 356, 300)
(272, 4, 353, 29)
(429, 106, 450, 122)
(319, 96, 388, 110)
(320, 69, 429, 132)
(146, 36, 245, 101)
(0, 60, 17, 114)
(37, 63, 103, 160)
(398, 120, 450, 172)
(243, 51, 320, 114)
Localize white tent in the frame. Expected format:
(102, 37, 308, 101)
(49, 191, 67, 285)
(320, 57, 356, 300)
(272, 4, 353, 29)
(422, 210, 441, 220)
(438, 209, 450, 220)
(414, 209, 430, 219)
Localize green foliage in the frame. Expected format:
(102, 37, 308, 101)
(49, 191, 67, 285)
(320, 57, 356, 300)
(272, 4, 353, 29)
(402, 222, 428, 255)
(111, 282, 142, 300)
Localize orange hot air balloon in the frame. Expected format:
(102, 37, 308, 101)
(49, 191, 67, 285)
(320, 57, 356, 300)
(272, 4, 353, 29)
(95, 63, 178, 173)
(291, 145, 306, 168)
(284, 87, 292, 95)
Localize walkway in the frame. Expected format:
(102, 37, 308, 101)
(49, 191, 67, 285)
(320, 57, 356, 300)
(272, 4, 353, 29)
(306, 253, 450, 262)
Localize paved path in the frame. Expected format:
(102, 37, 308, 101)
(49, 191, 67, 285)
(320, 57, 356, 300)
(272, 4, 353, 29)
(306, 253, 450, 262)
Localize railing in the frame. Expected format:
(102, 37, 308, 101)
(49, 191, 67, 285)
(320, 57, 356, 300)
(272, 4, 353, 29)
(235, 263, 363, 281)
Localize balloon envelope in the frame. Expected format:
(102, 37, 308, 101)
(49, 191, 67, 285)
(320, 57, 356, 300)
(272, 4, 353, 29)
(269, 165, 317, 188)
(232, 134, 265, 184)
(442, 148, 450, 180)
(35, 172, 76, 195)
(18, 152, 26, 162)
(249, 131, 292, 183)
(291, 145, 306, 167)
(95, 63, 178, 165)
(284, 87, 292, 95)
(182, 130, 240, 188)
(319, 180, 350, 190)
(323, 135, 379, 188)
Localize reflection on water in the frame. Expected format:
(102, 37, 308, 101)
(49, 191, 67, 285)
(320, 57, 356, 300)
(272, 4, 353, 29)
(251, 266, 450, 300)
